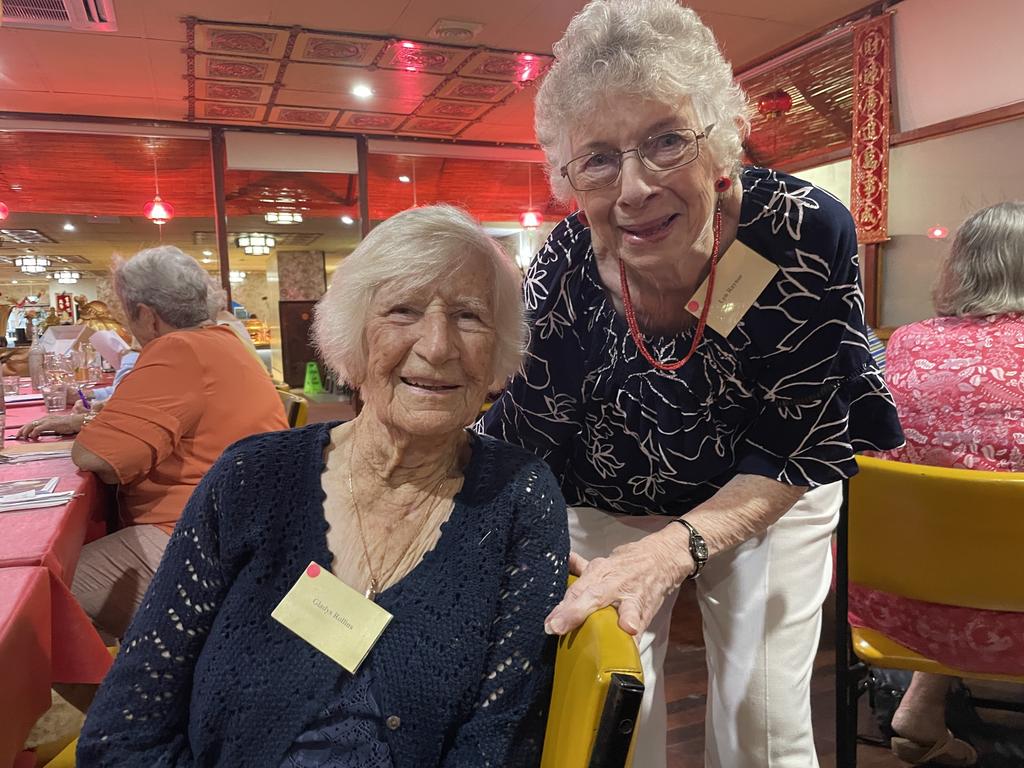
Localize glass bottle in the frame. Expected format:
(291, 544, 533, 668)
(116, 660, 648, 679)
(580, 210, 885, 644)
(28, 334, 45, 391)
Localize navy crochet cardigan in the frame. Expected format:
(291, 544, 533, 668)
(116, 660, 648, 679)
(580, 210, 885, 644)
(78, 423, 569, 767)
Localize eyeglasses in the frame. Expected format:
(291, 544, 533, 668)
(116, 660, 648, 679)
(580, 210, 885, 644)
(560, 125, 714, 192)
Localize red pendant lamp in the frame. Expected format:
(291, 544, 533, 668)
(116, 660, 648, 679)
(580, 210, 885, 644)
(520, 164, 543, 230)
(0, 201, 9, 221)
(144, 144, 175, 226)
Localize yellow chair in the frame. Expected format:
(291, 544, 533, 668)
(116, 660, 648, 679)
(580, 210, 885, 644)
(835, 455, 1024, 765)
(277, 390, 309, 428)
(541, 576, 644, 768)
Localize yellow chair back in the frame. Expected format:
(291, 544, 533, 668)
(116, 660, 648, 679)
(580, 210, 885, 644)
(849, 455, 1024, 610)
(847, 455, 1024, 681)
(541, 576, 644, 768)
(277, 390, 309, 428)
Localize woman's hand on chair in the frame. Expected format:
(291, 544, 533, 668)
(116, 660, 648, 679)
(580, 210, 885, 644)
(544, 527, 695, 638)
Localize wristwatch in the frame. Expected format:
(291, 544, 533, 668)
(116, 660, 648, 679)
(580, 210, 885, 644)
(672, 517, 709, 579)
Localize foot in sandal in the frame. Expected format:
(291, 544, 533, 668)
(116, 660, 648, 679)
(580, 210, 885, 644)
(891, 730, 977, 766)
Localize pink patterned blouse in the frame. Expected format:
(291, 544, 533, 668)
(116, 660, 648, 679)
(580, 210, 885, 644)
(881, 313, 1024, 471)
(849, 313, 1024, 675)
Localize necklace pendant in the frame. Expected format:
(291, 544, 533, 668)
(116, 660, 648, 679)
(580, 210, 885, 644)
(364, 584, 377, 601)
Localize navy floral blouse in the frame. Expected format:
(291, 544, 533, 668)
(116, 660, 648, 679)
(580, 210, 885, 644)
(480, 166, 904, 516)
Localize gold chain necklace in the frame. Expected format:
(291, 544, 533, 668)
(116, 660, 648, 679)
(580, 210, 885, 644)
(347, 440, 455, 601)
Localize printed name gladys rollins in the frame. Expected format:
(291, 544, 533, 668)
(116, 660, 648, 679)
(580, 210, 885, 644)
(313, 598, 354, 630)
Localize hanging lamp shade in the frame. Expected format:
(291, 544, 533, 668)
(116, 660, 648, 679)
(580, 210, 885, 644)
(0, 201, 9, 221)
(519, 210, 542, 229)
(144, 195, 175, 225)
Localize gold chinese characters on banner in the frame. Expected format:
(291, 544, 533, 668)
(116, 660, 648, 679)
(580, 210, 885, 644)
(850, 14, 892, 244)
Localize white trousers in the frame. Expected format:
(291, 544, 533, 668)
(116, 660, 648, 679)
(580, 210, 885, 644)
(568, 482, 841, 768)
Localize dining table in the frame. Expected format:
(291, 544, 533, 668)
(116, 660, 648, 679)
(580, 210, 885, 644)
(0, 385, 113, 768)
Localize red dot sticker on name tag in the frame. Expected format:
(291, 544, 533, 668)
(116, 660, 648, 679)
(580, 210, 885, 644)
(686, 300, 700, 312)
(306, 563, 321, 578)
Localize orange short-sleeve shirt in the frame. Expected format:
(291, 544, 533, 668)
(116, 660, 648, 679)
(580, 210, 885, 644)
(76, 325, 289, 533)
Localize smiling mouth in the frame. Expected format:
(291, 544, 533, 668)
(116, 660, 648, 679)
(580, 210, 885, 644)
(401, 377, 458, 392)
(620, 215, 678, 237)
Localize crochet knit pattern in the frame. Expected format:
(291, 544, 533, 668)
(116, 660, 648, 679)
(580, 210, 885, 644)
(78, 423, 569, 767)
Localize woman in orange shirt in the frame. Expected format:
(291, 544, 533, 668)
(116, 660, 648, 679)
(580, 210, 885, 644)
(67, 246, 287, 641)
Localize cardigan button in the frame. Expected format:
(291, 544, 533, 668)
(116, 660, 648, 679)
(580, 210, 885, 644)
(386, 715, 401, 730)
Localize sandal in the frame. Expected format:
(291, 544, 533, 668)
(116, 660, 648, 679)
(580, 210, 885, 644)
(891, 729, 977, 766)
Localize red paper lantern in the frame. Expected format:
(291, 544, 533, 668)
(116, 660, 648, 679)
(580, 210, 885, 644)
(0, 201, 8, 221)
(144, 195, 175, 225)
(520, 210, 542, 229)
(757, 90, 793, 118)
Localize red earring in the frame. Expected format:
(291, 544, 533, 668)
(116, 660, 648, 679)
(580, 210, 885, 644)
(714, 177, 732, 193)
(576, 210, 590, 228)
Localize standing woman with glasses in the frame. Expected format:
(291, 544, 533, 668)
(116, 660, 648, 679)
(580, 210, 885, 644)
(479, 1, 904, 765)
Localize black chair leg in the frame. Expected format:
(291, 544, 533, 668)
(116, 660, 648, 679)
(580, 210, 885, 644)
(835, 479, 860, 768)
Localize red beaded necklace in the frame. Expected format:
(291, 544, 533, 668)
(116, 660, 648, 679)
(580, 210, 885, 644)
(618, 204, 722, 372)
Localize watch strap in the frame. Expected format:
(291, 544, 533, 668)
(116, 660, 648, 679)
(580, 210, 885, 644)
(671, 517, 709, 579)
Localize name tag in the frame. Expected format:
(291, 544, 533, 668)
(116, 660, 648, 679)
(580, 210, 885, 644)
(686, 241, 779, 337)
(271, 561, 393, 673)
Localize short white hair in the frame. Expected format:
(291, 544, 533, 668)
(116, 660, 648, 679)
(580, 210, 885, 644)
(934, 201, 1024, 317)
(113, 246, 210, 328)
(312, 205, 527, 387)
(535, 0, 750, 203)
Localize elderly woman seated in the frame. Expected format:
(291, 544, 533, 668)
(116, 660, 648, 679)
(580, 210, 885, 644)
(26, 247, 288, 643)
(77, 205, 570, 767)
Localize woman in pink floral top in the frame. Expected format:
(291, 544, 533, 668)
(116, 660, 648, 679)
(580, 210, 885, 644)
(881, 201, 1024, 767)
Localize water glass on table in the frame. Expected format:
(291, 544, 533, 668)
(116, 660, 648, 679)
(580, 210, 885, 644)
(2, 375, 19, 396)
(41, 385, 68, 413)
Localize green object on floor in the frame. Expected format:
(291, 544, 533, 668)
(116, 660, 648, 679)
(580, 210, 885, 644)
(303, 362, 324, 395)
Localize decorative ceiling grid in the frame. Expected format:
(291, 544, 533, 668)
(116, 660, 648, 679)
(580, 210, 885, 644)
(184, 18, 553, 141)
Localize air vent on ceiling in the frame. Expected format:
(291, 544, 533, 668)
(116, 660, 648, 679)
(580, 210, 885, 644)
(427, 18, 484, 43)
(1, 0, 118, 32)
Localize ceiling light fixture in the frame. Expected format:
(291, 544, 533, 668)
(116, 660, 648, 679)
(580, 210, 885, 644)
(63, 222, 76, 232)
(927, 225, 949, 240)
(229, 270, 247, 284)
(144, 142, 175, 227)
(202, 249, 213, 257)
(0, 202, 9, 221)
(398, 175, 411, 183)
(352, 84, 373, 98)
(265, 211, 303, 225)
(340, 215, 355, 225)
(519, 164, 543, 230)
(15, 254, 50, 274)
(235, 233, 276, 256)
(52, 270, 81, 284)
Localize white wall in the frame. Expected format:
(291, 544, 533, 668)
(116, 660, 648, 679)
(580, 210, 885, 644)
(893, 0, 1024, 132)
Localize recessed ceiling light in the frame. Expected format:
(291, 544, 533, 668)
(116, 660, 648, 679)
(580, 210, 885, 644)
(10, 184, 21, 192)
(398, 175, 411, 183)
(201, 258, 213, 264)
(340, 215, 355, 225)
(352, 84, 373, 98)
(63, 222, 76, 232)
(11, 279, 18, 284)
(202, 249, 213, 257)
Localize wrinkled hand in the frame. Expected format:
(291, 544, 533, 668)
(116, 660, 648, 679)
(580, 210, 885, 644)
(544, 531, 693, 638)
(16, 413, 81, 440)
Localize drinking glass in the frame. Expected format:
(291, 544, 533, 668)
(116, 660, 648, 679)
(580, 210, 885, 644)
(2, 375, 19, 396)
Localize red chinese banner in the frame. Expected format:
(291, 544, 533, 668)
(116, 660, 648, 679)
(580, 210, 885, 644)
(56, 292, 74, 320)
(850, 14, 892, 244)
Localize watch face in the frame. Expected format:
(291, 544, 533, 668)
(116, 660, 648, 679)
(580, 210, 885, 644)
(694, 541, 709, 560)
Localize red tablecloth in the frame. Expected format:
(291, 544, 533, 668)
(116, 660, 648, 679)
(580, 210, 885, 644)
(0, 404, 113, 684)
(0, 567, 52, 768)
